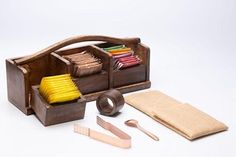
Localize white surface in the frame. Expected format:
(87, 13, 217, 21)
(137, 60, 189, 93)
(0, 0, 235, 156)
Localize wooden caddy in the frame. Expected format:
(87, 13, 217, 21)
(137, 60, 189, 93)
(6, 35, 151, 126)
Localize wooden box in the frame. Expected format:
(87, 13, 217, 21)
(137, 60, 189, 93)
(52, 45, 110, 95)
(5, 35, 151, 126)
(95, 42, 149, 88)
(31, 86, 86, 126)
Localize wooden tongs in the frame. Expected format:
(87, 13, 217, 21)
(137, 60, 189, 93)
(74, 116, 131, 149)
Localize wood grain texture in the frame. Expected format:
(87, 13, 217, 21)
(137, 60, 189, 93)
(50, 52, 71, 75)
(113, 64, 146, 87)
(31, 86, 86, 126)
(73, 71, 109, 95)
(91, 45, 113, 89)
(135, 43, 150, 81)
(54, 45, 111, 94)
(6, 35, 151, 125)
(6, 59, 33, 115)
(25, 55, 50, 85)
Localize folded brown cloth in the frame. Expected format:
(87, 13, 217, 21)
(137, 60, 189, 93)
(125, 90, 228, 140)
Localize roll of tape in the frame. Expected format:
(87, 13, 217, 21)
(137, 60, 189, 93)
(96, 89, 125, 116)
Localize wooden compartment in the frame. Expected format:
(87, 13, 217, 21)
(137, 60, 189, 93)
(6, 54, 51, 115)
(31, 86, 86, 126)
(113, 64, 146, 87)
(53, 45, 111, 95)
(96, 42, 150, 88)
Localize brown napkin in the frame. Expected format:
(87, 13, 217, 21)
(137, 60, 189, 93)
(125, 90, 228, 140)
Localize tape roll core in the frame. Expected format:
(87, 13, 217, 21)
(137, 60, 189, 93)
(96, 89, 124, 116)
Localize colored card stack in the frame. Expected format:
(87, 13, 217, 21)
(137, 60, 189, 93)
(63, 51, 103, 77)
(103, 45, 141, 70)
(39, 74, 81, 104)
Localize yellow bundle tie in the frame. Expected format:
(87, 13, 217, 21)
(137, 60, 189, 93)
(39, 74, 81, 104)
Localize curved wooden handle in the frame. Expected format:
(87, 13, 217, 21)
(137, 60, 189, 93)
(14, 35, 140, 65)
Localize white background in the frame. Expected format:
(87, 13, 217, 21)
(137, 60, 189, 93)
(0, 0, 236, 156)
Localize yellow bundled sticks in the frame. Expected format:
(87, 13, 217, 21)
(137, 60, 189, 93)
(39, 74, 81, 104)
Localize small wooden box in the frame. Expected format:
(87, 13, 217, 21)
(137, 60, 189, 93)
(31, 86, 86, 126)
(53, 45, 110, 95)
(5, 35, 151, 126)
(95, 42, 150, 88)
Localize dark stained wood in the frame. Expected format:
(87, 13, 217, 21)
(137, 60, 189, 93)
(55, 45, 90, 56)
(5, 35, 151, 126)
(73, 71, 108, 95)
(135, 43, 150, 81)
(25, 55, 50, 85)
(6, 59, 33, 115)
(95, 42, 149, 88)
(88, 45, 112, 72)
(113, 64, 146, 88)
(14, 35, 140, 65)
(54, 45, 111, 95)
(89, 45, 113, 89)
(116, 81, 151, 93)
(31, 86, 86, 126)
(55, 45, 111, 73)
(55, 45, 111, 72)
(50, 52, 72, 75)
(90, 45, 113, 89)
